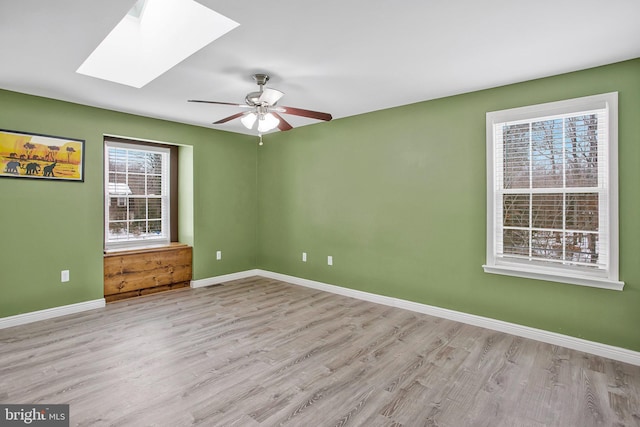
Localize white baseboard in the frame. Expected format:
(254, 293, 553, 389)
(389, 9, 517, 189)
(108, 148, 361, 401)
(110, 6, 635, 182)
(191, 269, 260, 288)
(256, 269, 640, 366)
(0, 299, 106, 330)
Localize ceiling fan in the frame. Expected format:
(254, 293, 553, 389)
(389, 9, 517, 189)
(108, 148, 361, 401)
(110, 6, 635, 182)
(189, 73, 332, 133)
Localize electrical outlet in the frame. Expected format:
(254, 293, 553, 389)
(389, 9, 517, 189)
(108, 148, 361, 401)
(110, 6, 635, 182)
(61, 270, 70, 282)
(216, 250, 222, 260)
(327, 256, 333, 266)
(302, 252, 307, 262)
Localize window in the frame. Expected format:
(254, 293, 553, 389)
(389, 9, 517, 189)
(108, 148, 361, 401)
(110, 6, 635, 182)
(484, 92, 623, 290)
(104, 138, 176, 251)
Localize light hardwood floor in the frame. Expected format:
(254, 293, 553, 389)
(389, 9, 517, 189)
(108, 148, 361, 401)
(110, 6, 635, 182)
(1, 277, 639, 426)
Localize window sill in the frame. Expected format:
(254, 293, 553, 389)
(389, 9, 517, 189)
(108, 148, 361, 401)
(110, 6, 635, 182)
(104, 242, 188, 256)
(482, 264, 624, 291)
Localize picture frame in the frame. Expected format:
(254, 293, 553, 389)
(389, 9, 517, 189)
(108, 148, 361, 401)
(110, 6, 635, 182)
(0, 129, 85, 182)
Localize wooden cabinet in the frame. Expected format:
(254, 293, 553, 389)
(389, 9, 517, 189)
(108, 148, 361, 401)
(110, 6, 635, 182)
(104, 243, 192, 302)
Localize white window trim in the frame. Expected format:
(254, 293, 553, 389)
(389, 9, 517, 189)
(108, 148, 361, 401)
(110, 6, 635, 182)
(104, 140, 171, 251)
(483, 92, 623, 291)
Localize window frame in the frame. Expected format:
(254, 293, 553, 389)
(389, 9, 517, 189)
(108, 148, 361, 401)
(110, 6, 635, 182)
(484, 92, 623, 290)
(104, 138, 176, 252)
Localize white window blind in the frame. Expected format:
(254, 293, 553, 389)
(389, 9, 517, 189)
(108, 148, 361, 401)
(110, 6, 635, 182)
(484, 92, 623, 290)
(104, 141, 170, 250)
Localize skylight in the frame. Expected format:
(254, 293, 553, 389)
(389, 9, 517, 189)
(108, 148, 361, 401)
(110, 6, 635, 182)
(77, 0, 239, 88)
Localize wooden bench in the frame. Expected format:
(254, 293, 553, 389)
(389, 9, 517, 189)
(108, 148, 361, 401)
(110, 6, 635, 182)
(104, 243, 192, 302)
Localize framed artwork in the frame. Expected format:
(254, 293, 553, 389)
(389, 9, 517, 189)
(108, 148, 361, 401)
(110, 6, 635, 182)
(0, 129, 85, 182)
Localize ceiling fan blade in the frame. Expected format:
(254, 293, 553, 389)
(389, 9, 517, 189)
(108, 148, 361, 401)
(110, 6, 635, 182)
(188, 100, 251, 108)
(278, 106, 332, 122)
(258, 88, 284, 105)
(213, 111, 248, 124)
(272, 113, 293, 131)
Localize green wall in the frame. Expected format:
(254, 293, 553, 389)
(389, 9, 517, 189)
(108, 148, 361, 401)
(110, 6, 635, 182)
(257, 58, 640, 352)
(2, 59, 639, 353)
(0, 89, 257, 317)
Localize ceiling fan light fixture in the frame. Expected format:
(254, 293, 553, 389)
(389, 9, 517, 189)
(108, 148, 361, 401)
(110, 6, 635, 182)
(257, 113, 279, 132)
(258, 88, 284, 106)
(240, 112, 257, 129)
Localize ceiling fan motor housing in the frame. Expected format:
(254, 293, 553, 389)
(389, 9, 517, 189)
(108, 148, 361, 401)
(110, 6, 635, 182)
(245, 91, 263, 106)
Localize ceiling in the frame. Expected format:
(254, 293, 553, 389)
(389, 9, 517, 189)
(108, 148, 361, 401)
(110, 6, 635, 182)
(1, 0, 639, 136)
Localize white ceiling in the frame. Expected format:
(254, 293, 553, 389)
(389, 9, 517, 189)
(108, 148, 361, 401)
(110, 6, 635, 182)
(1, 0, 639, 135)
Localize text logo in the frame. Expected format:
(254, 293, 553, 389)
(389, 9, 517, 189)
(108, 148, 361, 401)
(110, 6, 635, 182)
(1, 405, 69, 426)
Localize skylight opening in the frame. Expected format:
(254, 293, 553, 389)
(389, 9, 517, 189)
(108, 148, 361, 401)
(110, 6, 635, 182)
(77, 0, 239, 88)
